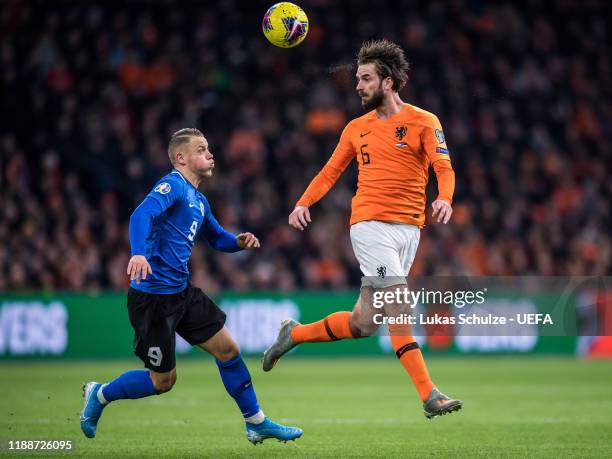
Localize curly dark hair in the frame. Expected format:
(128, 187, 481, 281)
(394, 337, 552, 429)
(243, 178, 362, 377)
(357, 39, 410, 91)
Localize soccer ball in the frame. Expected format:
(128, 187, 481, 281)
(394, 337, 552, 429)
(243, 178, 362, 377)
(262, 2, 309, 48)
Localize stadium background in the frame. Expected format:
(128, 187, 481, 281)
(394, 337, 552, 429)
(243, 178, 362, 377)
(1, 0, 611, 457)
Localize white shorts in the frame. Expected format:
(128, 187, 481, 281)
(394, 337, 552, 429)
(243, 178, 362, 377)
(349, 220, 420, 288)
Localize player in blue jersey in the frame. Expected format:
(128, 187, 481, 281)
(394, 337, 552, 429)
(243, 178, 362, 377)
(80, 128, 302, 445)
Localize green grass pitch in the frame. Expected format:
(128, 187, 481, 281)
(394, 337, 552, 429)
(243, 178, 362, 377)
(2, 356, 612, 458)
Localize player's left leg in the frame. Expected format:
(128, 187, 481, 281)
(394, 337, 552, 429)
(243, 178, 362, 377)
(383, 292, 462, 417)
(383, 224, 462, 418)
(197, 327, 303, 444)
(81, 287, 184, 438)
(80, 369, 171, 437)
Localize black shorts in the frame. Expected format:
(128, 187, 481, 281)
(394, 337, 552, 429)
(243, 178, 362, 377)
(127, 284, 226, 373)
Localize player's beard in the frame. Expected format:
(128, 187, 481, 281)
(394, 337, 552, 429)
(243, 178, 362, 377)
(361, 83, 384, 110)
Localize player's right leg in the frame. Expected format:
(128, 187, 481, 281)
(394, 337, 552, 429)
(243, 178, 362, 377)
(174, 283, 303, 446)
(263, 222, 396, 371)
(80, 287, 183, 438)
(262, 296, 372, 372)
(197, 328, 302, 444)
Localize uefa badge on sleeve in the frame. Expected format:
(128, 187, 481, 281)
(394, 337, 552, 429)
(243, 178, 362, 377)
(154, 183, 171, 195)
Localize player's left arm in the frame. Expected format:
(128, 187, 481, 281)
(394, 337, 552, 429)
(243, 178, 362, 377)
(422, 114, 456, 224)
(201, 200, 260, 252)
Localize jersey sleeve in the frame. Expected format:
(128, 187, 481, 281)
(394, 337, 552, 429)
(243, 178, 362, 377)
(146, 176, 185, 213)
(421, 115, 455, 204)
(421, 114, 452, 164)
(129, 177, 184, 256)
(295, 123, 356, 208)
(201, 199, 241, 253)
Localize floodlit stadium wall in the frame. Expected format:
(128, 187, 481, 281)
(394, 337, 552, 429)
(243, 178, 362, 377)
(0, 291, 580, 360)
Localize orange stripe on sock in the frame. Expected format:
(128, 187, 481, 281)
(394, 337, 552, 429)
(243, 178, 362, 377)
(390, 335, 434, 401)
(291, 312, 354, 343)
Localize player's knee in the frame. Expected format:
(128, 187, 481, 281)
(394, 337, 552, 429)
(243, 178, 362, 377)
(349, 312, 363, 337)
(151, 371, 176, 393)
(215, 341, 240, 362)
(357, 323, 378, 337)
(155, 378, 175, 393)
(349, 310, 375, 338)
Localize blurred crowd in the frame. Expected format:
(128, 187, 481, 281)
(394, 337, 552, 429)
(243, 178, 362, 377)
(1, 0, 610, 293)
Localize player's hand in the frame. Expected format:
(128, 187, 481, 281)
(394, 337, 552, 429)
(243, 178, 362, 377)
(288, 206, 311, 231)
(431, 199, 453, 224)
(127, 255, 153, 284)
(237, 232, 260, 249)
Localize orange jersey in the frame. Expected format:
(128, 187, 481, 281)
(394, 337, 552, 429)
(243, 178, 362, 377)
(296, 103, 455, 227)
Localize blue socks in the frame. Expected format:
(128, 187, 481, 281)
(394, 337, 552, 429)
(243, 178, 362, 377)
(216, 354, 261, 418)
(97, 358, 261, 422)
(101, 370, 158, 403)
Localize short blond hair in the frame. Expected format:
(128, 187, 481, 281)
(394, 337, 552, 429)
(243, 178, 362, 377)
(168, 128, 204, 165)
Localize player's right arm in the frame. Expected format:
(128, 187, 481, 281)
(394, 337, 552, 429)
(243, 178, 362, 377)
(127, 178, 183, 283)
(289, 124, 356, 230)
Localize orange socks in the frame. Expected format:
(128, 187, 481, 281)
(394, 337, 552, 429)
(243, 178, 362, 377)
(290, 313, 434, 401)
(390, 335, 435, 401)
(291, 311, 354, 343)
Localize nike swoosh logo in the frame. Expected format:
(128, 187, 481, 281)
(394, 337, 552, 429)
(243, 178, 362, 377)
(360, 131, 371, 137)
(189, 203, 196, 207)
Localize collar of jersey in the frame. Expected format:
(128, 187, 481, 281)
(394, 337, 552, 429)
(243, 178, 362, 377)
(370, 103, 409, 122)
(171, 169, 200, 193)
(171, 169, 187, 182)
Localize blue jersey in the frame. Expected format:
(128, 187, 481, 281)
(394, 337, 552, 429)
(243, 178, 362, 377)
(129, 169, 240, 294)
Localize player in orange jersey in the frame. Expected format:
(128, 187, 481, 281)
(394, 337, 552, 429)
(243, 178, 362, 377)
(263, 39, 462, 419)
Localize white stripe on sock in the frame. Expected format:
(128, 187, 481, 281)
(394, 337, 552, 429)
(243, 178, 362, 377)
(97, 384, 109, 405)
(245, 410, 265, 424)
